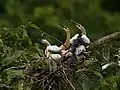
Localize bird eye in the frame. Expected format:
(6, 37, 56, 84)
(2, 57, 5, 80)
(82, 49, 85, 52)
(64, 27, 67, 29)
(78, 24, 81, 27)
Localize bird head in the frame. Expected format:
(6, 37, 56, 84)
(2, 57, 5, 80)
(70, 20, 86, 35)
(60, 24, 69, 33)
(41, 39, 51, 46)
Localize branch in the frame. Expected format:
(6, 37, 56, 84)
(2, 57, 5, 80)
(62, 68, 75, 90)
(88, 31, 120, 50)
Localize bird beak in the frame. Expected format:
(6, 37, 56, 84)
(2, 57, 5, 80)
(60, 24, 65, 28)
(60, 24, 67, 29)
(70, 20, 79, 25)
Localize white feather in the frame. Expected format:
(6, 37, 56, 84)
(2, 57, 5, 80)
(46, 45, 61, 53)
(70, 34, 79, 44)
(75, 45, 86, 55)
(81, 35, 90, 44)
(45, 50, 61, 60)
(48, 54, 61, 60)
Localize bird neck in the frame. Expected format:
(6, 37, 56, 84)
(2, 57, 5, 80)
(78, 26, 86, 35)
(42, 39, 51, 46)
(81, 28, 86, 35)
(60, 31, 70, 50)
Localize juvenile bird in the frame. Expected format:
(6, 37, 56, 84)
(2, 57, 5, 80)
(70, 20, 90, 45)
(41, 24, 70, 60)
(70, 20, 90, 56)
(41, 39, 62, 60)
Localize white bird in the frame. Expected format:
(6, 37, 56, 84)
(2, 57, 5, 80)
(70, 34, 79, 44)
(41, 39, 61, 60)
(41, 24, 70, 60)
(69, 20, 90, 56)
(70, 20, 90, 45)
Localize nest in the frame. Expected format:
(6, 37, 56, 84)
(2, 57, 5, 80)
(29, 52, 78, 90)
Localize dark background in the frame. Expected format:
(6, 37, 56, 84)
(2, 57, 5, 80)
(0, 0, 120, 45)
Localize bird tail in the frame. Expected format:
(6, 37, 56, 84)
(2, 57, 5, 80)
(41, 39, 51, 46)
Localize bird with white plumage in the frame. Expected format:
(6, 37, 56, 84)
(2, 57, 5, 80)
(41, 24, 70, 60)
(70, 20, 90, 45)
(41, 39, 62, 60)
(70, 20, 90, 56)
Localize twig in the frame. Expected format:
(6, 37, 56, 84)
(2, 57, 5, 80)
(62, 68, 75, 90)
(42, 75, 54, 89)
(0, 84, 13, 89)
(31, 70, 56, 84)
(48, 81, 54, 90)
(89, 31, 120, 49)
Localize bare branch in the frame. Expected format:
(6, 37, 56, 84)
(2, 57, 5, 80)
(89, 31, 120, 50)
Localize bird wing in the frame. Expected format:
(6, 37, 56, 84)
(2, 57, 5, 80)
(47, 45, 61, 53)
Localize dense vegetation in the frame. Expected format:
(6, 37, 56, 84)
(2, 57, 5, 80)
(0, 0, 120, 90)
(0, 23, 120, 90)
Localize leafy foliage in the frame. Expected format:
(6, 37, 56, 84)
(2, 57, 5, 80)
(0, 24, 120, 90)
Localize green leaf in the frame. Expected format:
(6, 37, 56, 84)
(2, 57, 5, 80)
(6, 69, 24, 82)
(82, 78, 92, 90)
(34, 43, 44, 56)
(22, 36, 32, 47)
(2, 56, 16, 66)
(29, 23, 40, 30)
(25, 87, 31, 90)
(0, 39, 3, 47)
(102, 45, 110, 61)
(22, 29, 28, 38)
(13, 50, 24, 58)
(77, 68, 88, 73)
(93, 71, 103, 79)
(17, 83, 23, 90)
